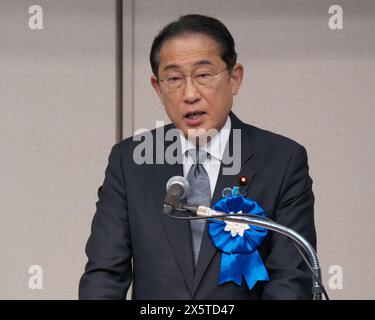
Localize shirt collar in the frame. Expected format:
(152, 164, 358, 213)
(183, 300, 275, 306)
(179, 115, 231, 161)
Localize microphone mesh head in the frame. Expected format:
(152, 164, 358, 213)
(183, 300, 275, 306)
(166, 176, 190, 199)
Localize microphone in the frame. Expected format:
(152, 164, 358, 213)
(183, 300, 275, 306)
(163, 178, 328, 300)
(163, 176, 255, 224)
(163, 176, 190, 214)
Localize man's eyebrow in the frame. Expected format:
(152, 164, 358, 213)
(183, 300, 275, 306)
(193, 60, 213, 67)
(163, 60, 214, 72)
(163, 64, 180, 72)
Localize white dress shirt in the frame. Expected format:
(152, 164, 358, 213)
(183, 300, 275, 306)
(179, 116, 231, 198)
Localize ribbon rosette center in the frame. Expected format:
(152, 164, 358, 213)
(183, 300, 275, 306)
(224, 211, 250, 237)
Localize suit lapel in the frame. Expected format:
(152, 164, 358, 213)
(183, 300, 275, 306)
(191, 112, 256, 296)
(147, 125, 195, 294)
(145, 114, 257, 297)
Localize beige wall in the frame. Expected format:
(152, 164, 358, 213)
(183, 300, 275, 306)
(0, 0, 374, 299)
(130, 0, 375, 299)
(0, 0, 118, 299)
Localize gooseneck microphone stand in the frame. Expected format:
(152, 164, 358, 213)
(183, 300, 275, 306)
(164, 203, 329, 300)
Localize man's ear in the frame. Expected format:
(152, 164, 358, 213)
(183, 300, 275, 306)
(230, 63, 244, 95)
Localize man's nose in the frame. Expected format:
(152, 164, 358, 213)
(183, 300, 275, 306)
(182, 77, 201, 104)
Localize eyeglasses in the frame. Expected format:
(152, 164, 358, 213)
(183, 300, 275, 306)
(158, 67, 228, 90)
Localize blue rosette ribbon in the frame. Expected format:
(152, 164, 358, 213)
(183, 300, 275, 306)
(208, 188, 270, 290)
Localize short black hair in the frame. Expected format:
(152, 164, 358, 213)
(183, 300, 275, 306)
(150, 14, 237, 76)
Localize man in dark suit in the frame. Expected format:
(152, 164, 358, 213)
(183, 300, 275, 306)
(79, 14, 316, 300)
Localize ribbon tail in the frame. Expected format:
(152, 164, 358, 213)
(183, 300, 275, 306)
(241, 251, 270, 290)
(219, 252, 242, 286)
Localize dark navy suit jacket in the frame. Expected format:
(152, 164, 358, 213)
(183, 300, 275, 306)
(79, 112, 316, 299)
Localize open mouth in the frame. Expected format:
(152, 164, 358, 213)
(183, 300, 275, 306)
(185, 111, 206, 119)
